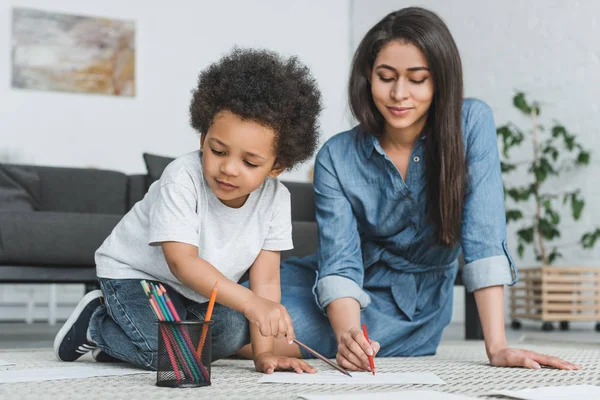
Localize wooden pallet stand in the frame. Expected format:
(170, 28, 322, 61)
(510, 266, 600, 332)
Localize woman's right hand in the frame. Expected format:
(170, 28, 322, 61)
(243, 295, 295, 342)
(336, 327, 380, 371)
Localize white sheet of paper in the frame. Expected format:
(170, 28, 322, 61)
(0, 360, 15, 368)
(259, 371, 446, 385)
(299, 390, 472, 399)
(491, 385, 600, 399)
(0, 365, 152, 383)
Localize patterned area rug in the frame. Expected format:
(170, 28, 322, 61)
(1, 340, 599, 399)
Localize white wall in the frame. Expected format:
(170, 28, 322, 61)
(351, 0, 600, 323)
(0, 0, 352, 321)
(3, 0, 598, 327)
(0, 0, 352, 182)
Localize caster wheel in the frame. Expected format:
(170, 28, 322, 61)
(542, 322, 554, 332)
(595, 322, 600, 333)
(559, 321, 570, 331)
(511, 320, 522, 330)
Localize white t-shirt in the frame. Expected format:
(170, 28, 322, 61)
(95, 151, 293, 303)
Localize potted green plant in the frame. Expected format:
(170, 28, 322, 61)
(497, 92, 600, 332)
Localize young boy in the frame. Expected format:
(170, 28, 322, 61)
(54, 48, 322, 374)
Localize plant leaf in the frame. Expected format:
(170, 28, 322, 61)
(517, 227, 534, 243)
(552, 125, 566, 138)
(581, 228, 600, 248)
(571, 198, 585, 220)
(547, 248, 562, 264)
(538, 217, 560, 240)
(577, 151, 590, 165)
(506, 209, 523, 223)
(517, 242, 525, 258)
(501, 161, 517, 173)
(513, 92, 531, 115)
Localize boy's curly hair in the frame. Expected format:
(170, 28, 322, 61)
(189, 48, 322, 170)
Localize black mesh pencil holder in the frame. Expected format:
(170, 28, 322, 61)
(156, 320, 213, 388)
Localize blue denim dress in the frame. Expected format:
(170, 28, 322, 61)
(280, 98, 518, 359)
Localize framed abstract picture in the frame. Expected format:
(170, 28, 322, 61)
(11, 8, 136, 97)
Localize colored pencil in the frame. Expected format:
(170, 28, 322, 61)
(143, 281, 198, 381)
(158, 284, 209, 381)
(196, 281, 218, 356)
(159, 283, 181, 320)
(140, 281, 181, 382)
(362, 324, 376, 375)
(151, 283, 202, 381)
(292, 338, 352, 377)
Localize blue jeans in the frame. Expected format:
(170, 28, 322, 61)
(89, 278, 250, 370)
(278, 255, 456, 359)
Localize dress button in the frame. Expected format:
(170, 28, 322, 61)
(413, 156, 420, 163)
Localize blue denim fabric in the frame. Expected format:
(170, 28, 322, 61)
(89, 278, 250, 370)
(280, 99, 518, 358)
(280, 256, 456, 358)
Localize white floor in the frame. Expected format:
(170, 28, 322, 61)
(2, 341, 599, 399)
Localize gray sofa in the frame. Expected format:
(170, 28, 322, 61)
(0, 164, 313, 285)
(0, 164, 147, 291)
(0, 163, 481, 339)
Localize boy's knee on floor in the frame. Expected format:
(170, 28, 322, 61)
(137, 348, 158, 371)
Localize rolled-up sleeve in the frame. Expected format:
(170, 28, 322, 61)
(461, 101, 518, 292)
(314, 144, 371, 310)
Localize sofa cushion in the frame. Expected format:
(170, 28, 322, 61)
(282, 181, 316, 222)
(28, 165, 129, 214)
(0, 211, 122, 266)
(143, 153, 175, 188)
(127, 174, 148, 210)
(0, 163, 41, 211)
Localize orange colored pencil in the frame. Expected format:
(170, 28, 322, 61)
(362, 323, 376, 375)
(196, 281, 218, 356)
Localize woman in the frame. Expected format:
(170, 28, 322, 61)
(242, 7, 579, 372)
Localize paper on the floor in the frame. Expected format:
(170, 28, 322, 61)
(491, 385, 600, 399)
(259, 371, 446, 385)
(0, 365, 152, 383)
(298, 390, 472, 399)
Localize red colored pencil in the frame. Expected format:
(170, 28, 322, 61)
(362, 323, 376, 375)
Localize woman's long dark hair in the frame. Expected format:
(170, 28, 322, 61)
(349, 7, 465, 247)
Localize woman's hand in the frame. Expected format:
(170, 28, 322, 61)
(489, 347, 582, 370)
(254, 352, 317, 374)
(335, 327, 380, 371)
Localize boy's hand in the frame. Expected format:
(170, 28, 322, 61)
(244, 294, 295, 341)
(254, 352, 317, 374)
(336, 327, 380, 372)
